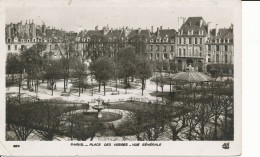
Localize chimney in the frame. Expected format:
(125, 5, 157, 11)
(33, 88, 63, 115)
(207, 22, 211, 35)
(200, 19, 203, 27)
(95, 25, 98, 30)
(215, 24, 218, 36)
(160, 26, 163, 30)
(151, 26, 154, 33)
(156, 27, 159, 36)
(178, 17, 186, 31)
(138, 28, 141, 34)
(190, 21, 191, 26)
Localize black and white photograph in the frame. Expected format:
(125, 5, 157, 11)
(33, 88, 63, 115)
(0, 0, 241, 156)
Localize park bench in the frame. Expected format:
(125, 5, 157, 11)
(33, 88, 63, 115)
(70, 88, 79, 93)
(111, 91, 119, 95)
(61, 92, 70, 96)
(22, 86, 29, 90)
(105, 88, 112, 92)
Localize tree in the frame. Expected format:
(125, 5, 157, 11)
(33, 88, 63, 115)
(117, 47, 137, 93)
(6, 96, 39, 141)
(70, 58, 87, 96)
(90, 56, 114, 96)
(135, 57, 153, 96)
(20, 43, 47, 91)
(124, 102, 176, 141)
(34, 100, 65, 141)
(45, 60, 62, 96)
(151, 74, 168, 100)
(6, 53, 23, 84)
(129, 34, 148, 56)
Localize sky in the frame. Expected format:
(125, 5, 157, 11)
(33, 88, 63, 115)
(6, 7, 234, 32)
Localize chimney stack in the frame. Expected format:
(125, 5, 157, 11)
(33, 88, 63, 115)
(178, 17, 186, 30)
(200, 19, 203, 27)
(156, 27, 159, 36)
(138, 28, 141, 34)
(215, 24, 218, 36)
(151, 26, 154, 33)
(160, 26, 163, 30)
(207, 22, 211, 35)
(95, 25, 98, 30)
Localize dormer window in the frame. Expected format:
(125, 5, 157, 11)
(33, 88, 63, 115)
(27, 39, 30, 42)
(150, 39, 153, 42)
(188, 30, 193, 35)
(163, 38, 167, 42)
(82, 38, 86, 42)
(14, 37, 18, 42)
(199, 30, 203, 35)
(156, 39, 160, 42)
(21, 39, 24, 42)
(7, 38, 11, 43)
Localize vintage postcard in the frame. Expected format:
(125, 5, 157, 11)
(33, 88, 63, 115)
(0, 0, 241, 156)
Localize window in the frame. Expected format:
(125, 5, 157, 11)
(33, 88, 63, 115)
(200, 47, 202, 51)
(7, 38, 11, 43)
(157, 45, 160, 51)
(164, 53, 168, 59)
(170, 46, 174, 52)
(150, 45, 153, 51)
(8, 45, 11, 50)
(195, 38, 198, 44)
(179, 49, 182, 56)
(15, 45, 17, 50)
(188, 30, 191, 35)
(200, 52, 202, 57)
(27, 39, 30, 42)
(216, 45, 219, 51)
(183, 49, 186, 56)
(225, 45, 228, 51)
(225, 55, 228, 63)
(33, 39, 36, 42)
(156, 53, 159, 59)
(170, 53, 174, 59)
(216, 54, 219, 63)
(208, 45, 211, 51)
(164, 46, 167, 52)
(189, 38, 192, 44)
(200, 38, 202, 44)
(208, 58, 211, 63)
(150, 53, 153, 60)
(183, 38, 186, 44)
(179, 38, 182, 44)
(21, 45, 25, 51)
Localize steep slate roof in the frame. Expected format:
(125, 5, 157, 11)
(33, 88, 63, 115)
(155, 29, 177, 38)
(179, 16, 208, 36)
(127, 29, 150, 38)
(106, 30, 123, 38)
(210, 28, 233, 38)
(208, 28, 233, 44)
(84, 30, 103, 37)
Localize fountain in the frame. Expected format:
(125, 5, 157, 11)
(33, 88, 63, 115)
(92, 98, 106, 118)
